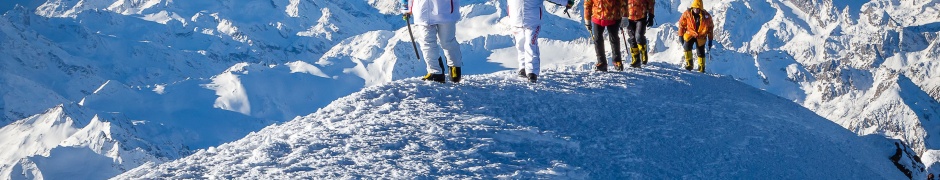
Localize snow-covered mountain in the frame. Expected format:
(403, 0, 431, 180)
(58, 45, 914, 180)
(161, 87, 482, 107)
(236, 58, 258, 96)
(0, 0, 410, 124)
(701, 0, 940, 170)
(1, 0, 421, 178)
(1, 0, 939, 179)
(117, 68, 912, 179)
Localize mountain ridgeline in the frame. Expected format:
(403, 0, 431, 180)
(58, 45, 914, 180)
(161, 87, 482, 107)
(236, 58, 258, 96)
(0, 0, 938, 179)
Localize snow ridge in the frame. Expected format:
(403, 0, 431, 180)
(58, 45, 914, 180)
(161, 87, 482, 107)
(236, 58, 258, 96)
(118, 66, 905, 179)
(0, 104, 174, 180)
(1, 0, 939, 178)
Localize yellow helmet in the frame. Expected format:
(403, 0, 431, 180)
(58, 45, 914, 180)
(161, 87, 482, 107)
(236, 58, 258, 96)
(691, 0, 703, 9)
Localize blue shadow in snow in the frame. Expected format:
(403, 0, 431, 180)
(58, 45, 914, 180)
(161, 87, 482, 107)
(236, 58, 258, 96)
(897, 74, 940, 149)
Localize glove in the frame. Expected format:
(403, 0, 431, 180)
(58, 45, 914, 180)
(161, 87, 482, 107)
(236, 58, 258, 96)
(708, 39, 713, 49)
(402, 12, 411, 21)
(646, 13, 655, 27)
(678, 37, 685, 45)
(565, 0, 574, 9)
(585, 23, 592, 31)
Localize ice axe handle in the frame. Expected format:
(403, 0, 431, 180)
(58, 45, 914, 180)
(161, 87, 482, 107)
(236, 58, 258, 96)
(405, 18, 421, 60)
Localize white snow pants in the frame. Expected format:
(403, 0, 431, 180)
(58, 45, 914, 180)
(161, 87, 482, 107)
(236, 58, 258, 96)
(415, 23, 462, 74)
(513, 26, 541, 75)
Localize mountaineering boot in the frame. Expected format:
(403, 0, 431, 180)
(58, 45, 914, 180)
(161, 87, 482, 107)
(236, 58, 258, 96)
(683, 51, 694, 71)
(612, 60, 624, 71)
(629, 47, 642, 68)
(422, 73, 445, 83)
(449, 66, 461, 83)
(518, 69, 527, 78)
(639, 44, 649, 65)
(527, 73, 538, 83)
(697, 57, 706, 73)
(594, 62, 608, 72)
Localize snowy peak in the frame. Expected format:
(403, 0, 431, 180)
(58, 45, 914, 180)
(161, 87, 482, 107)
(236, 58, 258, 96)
(1, 0, 939, 178)
(0, 106, 78, 162)
(0, 0, 400, 123)
(119, 67, 906, 179)
(0, 103, 185, 179)
(697, 0, 940, 166)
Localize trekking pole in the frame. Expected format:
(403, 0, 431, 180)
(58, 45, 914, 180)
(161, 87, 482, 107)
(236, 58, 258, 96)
(405, 16, 421, 60)
(708, 44, 712, 64)
(708, 39, 713, 61)
(620, 26, 628, 57)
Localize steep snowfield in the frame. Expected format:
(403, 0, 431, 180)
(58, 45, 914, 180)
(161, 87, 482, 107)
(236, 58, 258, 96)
(700, 0, 940, 165)
(0, 104, 172, 180)
(1, 0, 410, 178)
(118, 67, 906, 179)
(0, 0, 403, 124)
(2, 0, 940, 178)
(0, 0, 589, 177)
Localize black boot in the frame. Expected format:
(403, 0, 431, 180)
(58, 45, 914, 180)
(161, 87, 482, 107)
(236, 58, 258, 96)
(422, 73, 445, 83)
(527, 73, 538, 83)
(595, 63, 608, 72)
(518, 69, 527, 78)
(449, 67, 461, 83)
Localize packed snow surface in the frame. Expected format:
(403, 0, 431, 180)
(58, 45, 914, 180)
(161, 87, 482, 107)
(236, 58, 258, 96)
(2, 0, 940, 178)
(118, 67, 904, 179)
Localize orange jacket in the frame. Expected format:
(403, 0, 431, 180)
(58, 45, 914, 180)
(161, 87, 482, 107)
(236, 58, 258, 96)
(584, 0, 625, 23)
(625, 0, 654, 21)
(678, 9, 714, 42)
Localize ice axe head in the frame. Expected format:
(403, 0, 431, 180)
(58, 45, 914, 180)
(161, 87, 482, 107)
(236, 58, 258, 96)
(564, 8, 571, 18)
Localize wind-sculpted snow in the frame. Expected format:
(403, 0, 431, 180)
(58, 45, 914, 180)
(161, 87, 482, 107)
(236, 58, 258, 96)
(3, 0, 940, 178)
(0, 0, 407, 177)
(119, 67, 905, 179)
(0, 0, 399, 124)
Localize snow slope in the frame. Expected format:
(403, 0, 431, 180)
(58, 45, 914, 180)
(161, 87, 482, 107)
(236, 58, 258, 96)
(0, 0, 405, 124)
(0, 0, 413, 178)
(118, 66, 907, 179)
(694, 0, 940, 165)
(0, 0, 587, 177)
(3, 0, 940, 178)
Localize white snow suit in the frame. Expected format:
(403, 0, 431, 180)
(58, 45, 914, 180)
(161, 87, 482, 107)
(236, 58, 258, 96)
(506, 0, 568, 75)
(402, 0, 461, 26)
(402, 0, 463, 75)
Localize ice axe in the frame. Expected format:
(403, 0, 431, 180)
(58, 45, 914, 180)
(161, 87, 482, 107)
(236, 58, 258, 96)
(405, 15, 421, 60)
(564, 5, 572, 18)
(549, 1, 573, 18)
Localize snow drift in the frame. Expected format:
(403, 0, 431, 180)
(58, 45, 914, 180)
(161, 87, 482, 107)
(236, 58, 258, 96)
(2, 0, 940, 178)
(118, 66, 907, 179)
